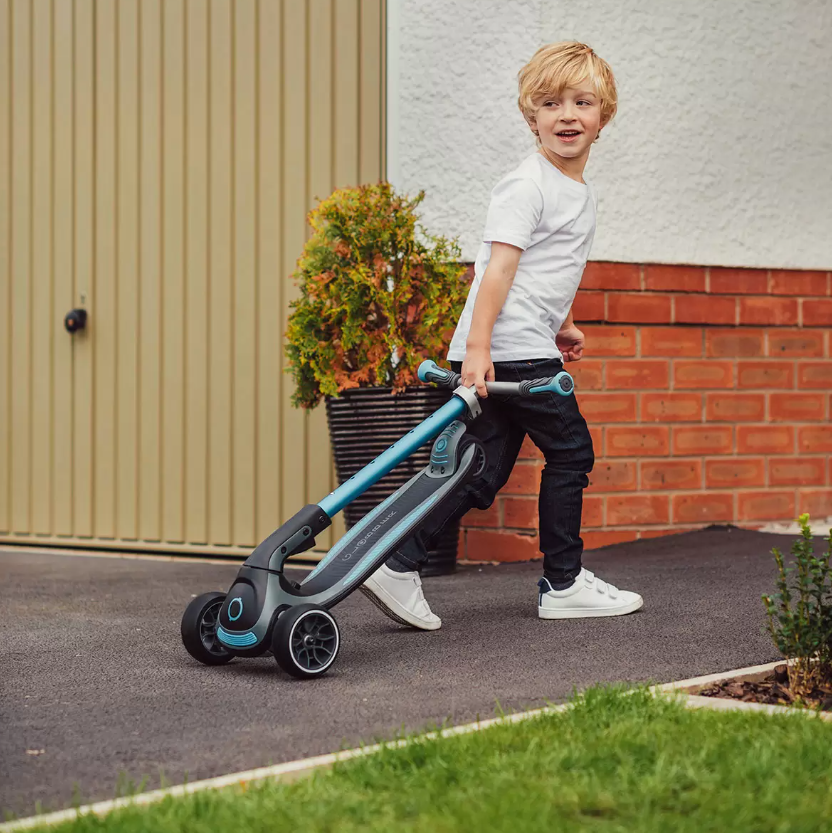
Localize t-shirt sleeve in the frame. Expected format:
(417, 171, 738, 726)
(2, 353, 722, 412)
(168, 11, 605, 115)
(482, 175, 545, 251)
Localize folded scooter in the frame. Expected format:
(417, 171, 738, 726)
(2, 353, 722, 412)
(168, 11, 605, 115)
(180, 359, 574, 678)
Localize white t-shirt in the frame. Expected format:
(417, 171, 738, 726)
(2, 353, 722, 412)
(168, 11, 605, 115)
(447, 152, 597, 362)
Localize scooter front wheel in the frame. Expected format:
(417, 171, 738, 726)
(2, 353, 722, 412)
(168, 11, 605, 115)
(272, 604, 340, 679)
(181, 591, 235, 666)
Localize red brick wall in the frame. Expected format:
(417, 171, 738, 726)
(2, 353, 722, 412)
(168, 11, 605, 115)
(458, 263, 832, 564)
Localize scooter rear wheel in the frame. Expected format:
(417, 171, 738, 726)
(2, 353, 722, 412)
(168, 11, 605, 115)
(181, 591, 235, 666)
(272, 604, 340, 678)
(461, 436, 487, 479)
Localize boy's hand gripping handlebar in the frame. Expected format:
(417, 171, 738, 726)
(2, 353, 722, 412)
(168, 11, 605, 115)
(417, 359, 574, 398)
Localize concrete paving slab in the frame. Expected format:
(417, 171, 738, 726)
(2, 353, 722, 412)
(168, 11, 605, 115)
(1, 526, 791, 817)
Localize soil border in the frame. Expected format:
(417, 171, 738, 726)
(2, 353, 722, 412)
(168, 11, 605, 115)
(653, 660, 832, 721)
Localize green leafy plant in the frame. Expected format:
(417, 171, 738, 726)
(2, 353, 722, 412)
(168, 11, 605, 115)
(762, 513, 832, 697)
(285, 182, 468, 409)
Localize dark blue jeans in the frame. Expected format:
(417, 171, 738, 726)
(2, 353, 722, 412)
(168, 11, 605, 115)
(387, 358, 595, 588)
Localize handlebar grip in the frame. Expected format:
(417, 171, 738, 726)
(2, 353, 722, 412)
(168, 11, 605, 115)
(418, 360, 461, 389)
(519, 371, 574, 397)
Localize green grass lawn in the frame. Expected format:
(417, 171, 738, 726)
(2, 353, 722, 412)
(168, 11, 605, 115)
(23, 686, 832, 833)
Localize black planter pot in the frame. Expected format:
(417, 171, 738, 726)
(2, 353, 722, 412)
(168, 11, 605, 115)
(325, 386, 459, 576)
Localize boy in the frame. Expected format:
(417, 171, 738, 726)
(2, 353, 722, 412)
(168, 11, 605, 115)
(362, 42, 643, 629)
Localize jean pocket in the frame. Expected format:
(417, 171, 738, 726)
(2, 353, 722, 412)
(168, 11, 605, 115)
(520, 358, 564, 379)
(510, 358, 558, 369)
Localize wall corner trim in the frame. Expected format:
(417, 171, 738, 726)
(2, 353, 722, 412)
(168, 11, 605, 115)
(385, 0, 400, 188)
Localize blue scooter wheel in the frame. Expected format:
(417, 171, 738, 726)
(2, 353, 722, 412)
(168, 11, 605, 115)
(273, 604, 340, 679)
(181, 591, 235, 666)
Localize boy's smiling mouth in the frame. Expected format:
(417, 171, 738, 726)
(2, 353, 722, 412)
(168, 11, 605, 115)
(556, 130, 582, 143)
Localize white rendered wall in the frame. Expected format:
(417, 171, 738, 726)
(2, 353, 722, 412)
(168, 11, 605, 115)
(389, 0, 832, 269)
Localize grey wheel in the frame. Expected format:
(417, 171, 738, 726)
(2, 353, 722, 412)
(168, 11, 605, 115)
(462, 437, 487, 479)
(273, 605, 340, 678)
(181, 592, 235, 666)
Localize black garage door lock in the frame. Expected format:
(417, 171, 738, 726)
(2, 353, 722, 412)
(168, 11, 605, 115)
(64, 308, 88, 333)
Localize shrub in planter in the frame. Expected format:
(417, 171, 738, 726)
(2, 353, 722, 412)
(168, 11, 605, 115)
(762, 514, 832, 698)
(285, 183, 468, 573)
(285, 182, 467, 409)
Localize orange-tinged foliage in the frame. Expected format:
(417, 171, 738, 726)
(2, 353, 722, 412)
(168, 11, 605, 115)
(285, 182, 468, 409)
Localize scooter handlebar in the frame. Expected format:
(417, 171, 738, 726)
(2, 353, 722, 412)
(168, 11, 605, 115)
(418, 360, 574, 398)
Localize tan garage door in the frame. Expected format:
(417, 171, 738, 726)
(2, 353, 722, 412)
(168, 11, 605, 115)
(0, 0, 385, 556)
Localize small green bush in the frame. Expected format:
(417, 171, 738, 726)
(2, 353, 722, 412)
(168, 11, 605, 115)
(285, 183, 468, 409)
(762, 513, 832, 696)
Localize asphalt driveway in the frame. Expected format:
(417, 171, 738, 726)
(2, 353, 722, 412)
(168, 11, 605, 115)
(1, 526, 788, 817)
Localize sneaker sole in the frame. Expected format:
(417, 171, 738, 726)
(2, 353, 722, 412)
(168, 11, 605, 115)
(359, 584, 442, 631)
(538, 596, 644, 620)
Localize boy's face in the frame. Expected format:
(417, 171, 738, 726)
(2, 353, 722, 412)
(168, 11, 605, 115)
(531, 82, 603, 163)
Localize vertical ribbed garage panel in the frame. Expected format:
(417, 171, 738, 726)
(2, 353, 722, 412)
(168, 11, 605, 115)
(279, 0, 307, 529)
(161, 0, 187, 544)
(184, 0, 210, 547)
(53, 0, 75, 537)
(137, 0, 162, 542)
(115, 0, 139, 541)
(30, 0, 53, 536)
(93, 0, 117, 539)
(255, 0, 283, 550)
(0, 0, 9, 536)
(9, 0, 32, 537)
(73, 0, 95, 539)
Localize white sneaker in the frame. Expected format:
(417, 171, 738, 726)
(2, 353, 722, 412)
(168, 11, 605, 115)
(360, 564, 442, 631)
(538, 568, 643, 619)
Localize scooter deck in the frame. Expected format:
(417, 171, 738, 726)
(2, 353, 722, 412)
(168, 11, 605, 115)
(297, 443, 478, 606)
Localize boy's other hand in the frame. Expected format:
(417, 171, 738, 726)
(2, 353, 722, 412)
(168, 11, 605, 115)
(556, 325, 585, 362)
(461, 348, 495, 398)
